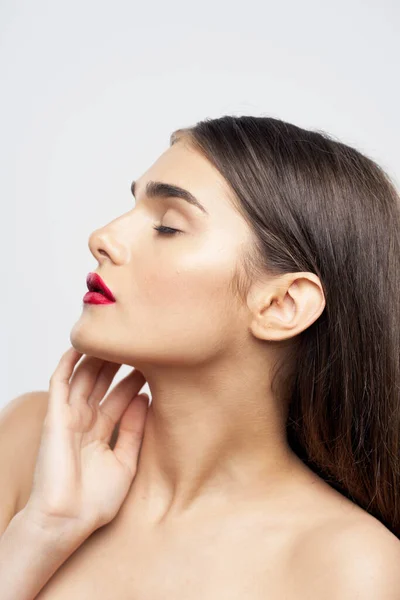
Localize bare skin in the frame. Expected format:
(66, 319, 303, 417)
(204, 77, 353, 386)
(29, 472, 374, 599)
(27, 134, 397, 598)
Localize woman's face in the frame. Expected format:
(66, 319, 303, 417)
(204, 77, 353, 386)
(70, 138, 254, 369)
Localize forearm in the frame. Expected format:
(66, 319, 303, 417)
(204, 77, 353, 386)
(0, 508, 90, 600)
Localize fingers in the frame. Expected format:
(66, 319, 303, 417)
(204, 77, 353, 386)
(99, 369, 147, 427)
(87, 361, 122, 408)
(48, 347, 147, 428)
(68, 355, 109, 410)
(113, 393, 149, 476)
(48, 347, 83, 414)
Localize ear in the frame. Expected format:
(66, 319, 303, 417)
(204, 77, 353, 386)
(247, 272, 326, 342)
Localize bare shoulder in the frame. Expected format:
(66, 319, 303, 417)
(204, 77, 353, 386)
(0, 390, 49, 426)
(321, 516, 400, 598)
(0, 390, 50, 522)
(289, 511, 400, 599)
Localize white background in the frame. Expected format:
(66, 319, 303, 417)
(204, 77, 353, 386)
(1, 0, 399, 408)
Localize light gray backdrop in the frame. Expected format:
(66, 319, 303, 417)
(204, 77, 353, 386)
(1, 0, 399, 408)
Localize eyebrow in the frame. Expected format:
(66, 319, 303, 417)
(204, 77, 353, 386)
(130, 180, 209, 216)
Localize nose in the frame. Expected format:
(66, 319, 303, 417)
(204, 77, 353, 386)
(88, 225, 128, 265)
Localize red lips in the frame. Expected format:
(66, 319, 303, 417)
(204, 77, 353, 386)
(84, 272, 116, 304)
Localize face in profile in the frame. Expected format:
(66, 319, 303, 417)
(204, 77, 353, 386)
(70, 137, 254, 370)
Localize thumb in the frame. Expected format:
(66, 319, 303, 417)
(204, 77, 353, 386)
(113, 393, 149, 475)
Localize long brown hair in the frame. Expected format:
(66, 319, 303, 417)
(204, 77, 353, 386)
(170, 115, 400, 537)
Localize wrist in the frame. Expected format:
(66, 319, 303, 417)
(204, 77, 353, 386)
(0, 507, 93, 600)
(13, 506, 93, 550)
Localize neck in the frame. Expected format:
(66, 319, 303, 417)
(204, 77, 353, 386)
(123, 352, 304, 525)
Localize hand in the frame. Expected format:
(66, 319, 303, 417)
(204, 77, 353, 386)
(24, 347, 149, 535)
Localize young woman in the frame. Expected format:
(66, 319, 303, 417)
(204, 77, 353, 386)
(1, 115, 400, 599)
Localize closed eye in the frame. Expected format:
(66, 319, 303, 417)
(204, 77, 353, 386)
(152, 224, 183, 235)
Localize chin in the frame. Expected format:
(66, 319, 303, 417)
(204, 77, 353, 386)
(69, 323, 104, 359)
(69, 326, 125, 365)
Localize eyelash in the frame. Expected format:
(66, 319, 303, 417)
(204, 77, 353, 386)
(153, 224, 182, 236)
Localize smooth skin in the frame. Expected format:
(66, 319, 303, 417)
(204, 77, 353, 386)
(70, 135, 328, 526)
(2, 134, 400, 599)
(0, 348, 150, 600)
(25, 348, 149, 532)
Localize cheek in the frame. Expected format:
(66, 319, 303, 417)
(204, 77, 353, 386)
(131, 237, 237, 333)
(145, 242, 234, 308)
(96, 235, 246, 365)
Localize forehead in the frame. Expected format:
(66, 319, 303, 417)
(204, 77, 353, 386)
(134, 140, 236, 215)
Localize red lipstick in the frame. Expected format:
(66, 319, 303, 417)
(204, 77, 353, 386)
(83, 272, 116, 305)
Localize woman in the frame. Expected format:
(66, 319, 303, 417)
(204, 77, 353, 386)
(1, 115, 400, 598)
